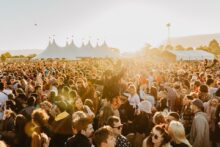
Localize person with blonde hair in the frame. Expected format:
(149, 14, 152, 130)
(0, 140, 7, 147)
(168, 120, 191, 147)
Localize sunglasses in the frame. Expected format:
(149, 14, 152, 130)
(151, 132, 161, 140)
(113, 125, 123, 130)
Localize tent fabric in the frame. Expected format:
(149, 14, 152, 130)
(168, 50, 214, 60)
(35, 39, 119, 59)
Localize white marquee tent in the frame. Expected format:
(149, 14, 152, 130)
(35, 39, 119, 59)
(164, 50, 215, 61)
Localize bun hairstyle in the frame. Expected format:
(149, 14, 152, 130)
(147, 124, 171, 147)
(156, 124, 171, 144)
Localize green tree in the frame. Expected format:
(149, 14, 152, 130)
(1, 54, 7, 62)
(27, 54, 37, 60)
(4, 52, 12, 58)
(175, 45, 185, 50)
(196, 45, 210, 52)
(165, 44, 174, 50)
(186, 47, 194, 50)
(209, 39, 220, 55)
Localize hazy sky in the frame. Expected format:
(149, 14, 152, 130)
(0, 0, 220, 52)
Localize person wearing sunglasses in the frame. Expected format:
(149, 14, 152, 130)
(107, 116, 130, 147)
(142, 124, 171, 147)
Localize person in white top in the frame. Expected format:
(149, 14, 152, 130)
(0, 82, 8, 120)
(124, 84, 140, 108)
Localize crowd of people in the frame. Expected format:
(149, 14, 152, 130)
(0, 58, 220, 147)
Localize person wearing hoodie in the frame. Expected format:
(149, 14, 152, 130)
(189, 99, 210, 147)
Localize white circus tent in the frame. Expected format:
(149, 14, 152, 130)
(35, 39, 119, 59)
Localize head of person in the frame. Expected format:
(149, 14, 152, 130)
(191, 99, 204, 113)
(215, 88, 220, 97)
(27, 96, 36, 106)
(128, 84, 136, 95)
(110, 96, 121, 110)
(32, 108, 49, 127)
(84, 99, 94, 112)
(199, 85, 208, 93)
(183, 95, 193, 106)
(74, 97, 84, 111)
(206, 78, 214, 87)
(209, 98, 219, 108)
(153, 112, 166, 125)
(69, 90, 77, 99)
(166, 112, 180, 125)
(72, 111, 87, 134)
(35, 85, 42, 94)
(62, 86, 70, 97)
(73, 116, 94, 138)
(93, 126, 116, 147)
(40, 101, 53, 113)
(150, 86, 158, 99)
(0, 82, 4, 91)
(107, 116, 123, 136)
(168, 120, 191, 147)
(3, 109, 16, 119)
(14, 114, 27, 133)
(76, 78, 85, 89)
(147, 124, 171, 146)
(194, 80, 201, 89)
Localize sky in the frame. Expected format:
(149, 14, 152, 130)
(0, 0, 220, 52)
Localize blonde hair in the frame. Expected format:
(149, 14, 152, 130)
(0, 141, 7, 147)
(168, 120, 192, 147)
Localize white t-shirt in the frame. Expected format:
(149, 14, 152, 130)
(124, 93, 140, 108)
(0, 91, 8, 107)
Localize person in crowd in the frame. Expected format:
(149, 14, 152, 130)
(142, 124, 171, 147)
(0, 140, 7, 147)
(7, 114, 30, 147)
(98, 86, 121, 127)
(190, 99, 210, 147)
(107, 116, 130, 147)
(214, 102, 220, 147)
(0, 82, 8, 116)
(20, 96, 36, 120)
(73, 97, 94, 119)
(198, 85, 211, 102)
(181, 95, 194, 135)
(152, 112, 166, 125)
(166, 112, 180, 125)
(139, 87, 155, 106)
(168, 120, 192, 147)
(206, 78, 218, 97)
(127, 101, 153, 147)
(93, 125, 116, 147)
(31, 108, 51, 147)
(124, 84, 140, 108)
(65, 111, 94, 147)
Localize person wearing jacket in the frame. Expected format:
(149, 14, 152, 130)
(189, 99, 210, 147)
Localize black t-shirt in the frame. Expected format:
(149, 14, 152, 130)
(65, 133, 91, 147)
(171, 141, 189, 147)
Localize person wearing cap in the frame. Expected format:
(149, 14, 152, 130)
(189, 99, 210, 147)
(107, 116, 130, 147)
